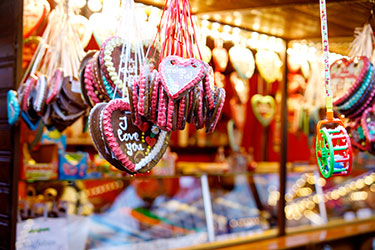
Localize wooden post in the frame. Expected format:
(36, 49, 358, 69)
(0, 0, 23, 249)
(277, 39, 288, 237)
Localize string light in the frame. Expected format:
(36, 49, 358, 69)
(286, 171, 375, 221)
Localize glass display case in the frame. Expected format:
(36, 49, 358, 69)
(17, 163, 375, 249)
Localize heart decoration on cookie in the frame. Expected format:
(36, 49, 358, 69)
(159, 56, 205, 100)
(101, 99, 170, 174)
(251, 94, 276, 126)
(229, 45, 255, 80)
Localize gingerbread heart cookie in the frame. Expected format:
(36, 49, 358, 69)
(361, 105, 375, 143)
(251, 94, 275, 126)
(7, 90, 21, 125)
(33, 74, 48, 114)
(46, 69, 63, 104)
(101, 99, 170, 173)
(331, 56, 370, 105)
(347, 121, 369, 151)
(89, 103, 126, 171)
(255, 50, 282, 83)
(158, 56, 205, 100)
(229, 45, 255, 80)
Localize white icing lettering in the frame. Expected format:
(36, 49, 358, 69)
(126, 142, 145, 156)
(119, 116, 128, 130)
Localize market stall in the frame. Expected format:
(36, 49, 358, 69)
(0, 0, 375, 249)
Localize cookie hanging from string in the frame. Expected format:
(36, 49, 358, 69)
(8, 0, 88, 132)
(132, 0, 226, 133)
(87, 0, 170, 174)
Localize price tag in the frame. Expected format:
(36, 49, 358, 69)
(71, 80, 81, 94)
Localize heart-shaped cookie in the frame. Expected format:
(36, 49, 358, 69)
(214, 71, 225, 88)
(212, 47, 228, 72)
(33, 75, 48, 114)
(201, 45, 212, 64)
(89, 102, 126, 171)
(89, 13, 119, 47)
(331, 56, 370, 105)
(230, 72, 250, 104)
(158, 56, 205, 100)
(7, 90, 21, 125)
(102, 99, 170, 173)
(251, 94, 275, 126)
(230, 98, 246, 130)
(23, 0, 50, 38)
(70, 14, 92, 49)
(22, 75, 37, 111)
(346, 121, 369, 151)
(255, 50, 282, 83)
(229, 45, 255, 80)
(361, 105, 375, 143)
(46, 69, 63, 104)
(205, 87, 226, 133)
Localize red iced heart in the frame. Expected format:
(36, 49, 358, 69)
(138, 122, 149, 132)
(145, 136, 156, 147)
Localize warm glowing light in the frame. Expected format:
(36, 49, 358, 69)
(306, 200, 315, 210)
(252, 23, 260, 30)
(213, 14, 221, 21)
(88, 0, 102, 12)
(350, 191, 368, 201)
(212, 22, 220, 30)
(364, 176, 373, 185)
(201, 19, 209, 28)
(297, 187, 312, 197)
(307, 176, 315, 185)
(331, 190, 340, 200)
(71, 0, 86, 9)
(223, 25, 231, 33)
(318, 178, 326, 187)
(338, 187, 347, 196)
(234, 18, 242, 26)
(355, 179, 365, 189)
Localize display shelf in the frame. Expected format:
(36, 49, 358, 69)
(18, 162, 317, 183)
(66, 137, 225, 155)
(66, 137, 93, 146)
(180, 218, 375, 250)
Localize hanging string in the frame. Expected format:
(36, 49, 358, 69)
(115, 0, 145, 101)
(319, 0, 333, 115)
